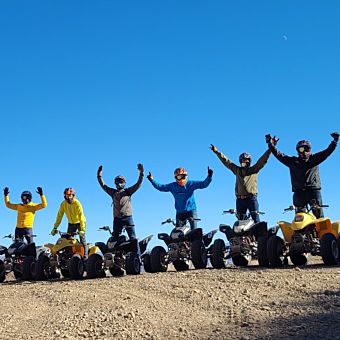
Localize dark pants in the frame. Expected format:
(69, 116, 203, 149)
(293, 189, 323, 218)
(113, 216, 136, 241)
(67, 223, 88, 257)
(15, 228, 33, 244)
(176, 210, 198, 230)
(236, 195, 260, 223)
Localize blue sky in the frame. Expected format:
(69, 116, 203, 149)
(0, 1, 339, 249)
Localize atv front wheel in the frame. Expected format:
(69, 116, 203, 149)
(86, 254, 104, 279)
(290, 253, 308, 266)
(267, 235, 284, 267)
(22, 256, 36, 281)
(109, 267, 124, 277)
(173, 260, 189, 271)
(232, 255, 250, 267)
(211, 239, 226, 269)
(142, 253, 153, 273)
(320, 233, 338, 265)
(0, 261, 5, 283)
(257, 236, 269, 267)
(150, 246, 168, 272)
(69, 255, 85, 280)
(125, 252, 141, 275)
(191, 240, 207, 269)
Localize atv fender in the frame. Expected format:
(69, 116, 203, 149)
(252, 221, 268, 239)
(188, 227, 203, 241)
(203, 229, 218, 247)
(158, 233, 171, 245)
(316, 219, 338, 239)
(119, 238, 139, 253)
(95, 242, 107, 256)
(36, 246, 51, 259)
(88, 245, 102, 257)
(0, 245, 8, 256)
(332, 221, 340, 235)
(139, 235, 153, 255)
(219, 224, 233, 240)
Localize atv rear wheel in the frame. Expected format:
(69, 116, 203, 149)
(211, 239, 226, 269)
(150, 246, 168, 272)
(232, 255, 250, 267)
(35, 255, 52, 280)
(69, 255, 84, 280)
(142, 253, 153, 273)
(320, 233, 338, 265)
(13, 265, 23, 280)
(0, 261, 5, 283)
(290, 253, 308, 266)
(257, 236, 269, 267)
(191, 239, 207, 269)
(23, 256, 36, 281)
(267, 235, 284, 267)
(86, 254, 104, 279)
(173, 260, 189, 271)
(125, 252, 141, 275)
(109, 267, 124, 277)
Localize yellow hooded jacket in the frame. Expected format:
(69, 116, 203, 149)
(54, 198, 86, 231)
(5, 195, 47, 228)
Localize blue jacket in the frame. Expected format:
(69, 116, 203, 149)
(150, 176, 212, 213)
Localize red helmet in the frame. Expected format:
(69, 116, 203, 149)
(174, 168, 188, 186)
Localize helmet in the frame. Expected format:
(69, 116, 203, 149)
(114, 175, 126, 190)
(21, 191, 32, 204)
(64, 187, 75, 204)
(296, 140, 311, 160)
(239, 152, 252, 167)
(174, 167, 188, 186)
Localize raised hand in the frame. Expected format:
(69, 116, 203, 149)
(208, 166, 213, 177)
(3, 187, 9, 196)
(210, 144, 218, 153)
(137, 163, 144, 174)
(331, 132, 339, 142)
(147, 172, 153, 181)
(97, 165, 103, 177)
(36, 187, 43, 195)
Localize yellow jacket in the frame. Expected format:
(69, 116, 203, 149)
(5, 195, 47, 228)
(54, 198, 86, 231)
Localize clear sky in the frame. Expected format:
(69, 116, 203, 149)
(0, 1, 339, 249)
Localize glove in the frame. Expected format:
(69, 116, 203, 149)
(97, 165, 103, 177)
(3, 187, 9, 196)
(79, 230, 85, 238)
(210, 144, 218, 153)
(265, 134, 272, 144)
(51, 227, 58, 236)
(272, 136, 279, 146)
(36, 187, 43, 195)
(147, 172, 153, 182)
(331, 132, 339, 142)
(137, 163, 144, 174)
(208, 166, 213, 177)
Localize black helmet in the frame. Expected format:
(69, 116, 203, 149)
(114, 175, 126, 190)
(296, 140, 311, 152)
(21, 191, 32, 203)
(239, 152, 252, 163)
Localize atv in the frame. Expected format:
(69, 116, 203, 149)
(0, 234, 37, 282)
(150, 217, 217, 272)
(35, 231, 92, 280)
(267, 202, 340, 267)
(86, 225, 153, 279)
(210, 209, 269, 268)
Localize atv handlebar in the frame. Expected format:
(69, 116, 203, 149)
(223, 210, 264, 215)
(283, 204, 329, 213)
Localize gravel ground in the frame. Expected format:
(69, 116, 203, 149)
(0, 258, 339, 340)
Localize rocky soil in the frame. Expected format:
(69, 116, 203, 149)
(0, 258, 339, 340)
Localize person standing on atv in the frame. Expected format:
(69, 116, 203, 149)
(210, 144, 274, 223)
(51, 188, 88, 257)
(97, 163, 144, 241)
(147, 167, 213, 230)
(3, 187, 47, 244)
(266, 132, 339, 218)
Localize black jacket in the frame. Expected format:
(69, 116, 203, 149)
(268, 141, 337, 192)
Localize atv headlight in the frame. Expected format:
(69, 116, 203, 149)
(294, 215, 304, 222)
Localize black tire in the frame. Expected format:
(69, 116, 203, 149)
(69, 255, 84, 280)
(13, 266, 23, 280)
(267, 235, 284, 267)
(0, 261, 5, 283)
(320, 233, 339, 266)
(22, 256, 36, 281)
(35, 255, 51, 280)
(150, 246, 168, 273)
(257, 236, 269, 267)
(86, 254, 104, 279)
(60, 268, 70, 278)
(191, 239, 207, 269)
(109, 267, 124, 277)
(125, 252, 141, 275)
(290, 253, 308, 266)
(232, 255, 250, 267)
(211, 239, 226, 269)
(173, 260, 189, 271)
(142, 253, 154, 273)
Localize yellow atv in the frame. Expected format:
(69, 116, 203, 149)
(267, 203, 340, 267)
(35, 231, 94, 280)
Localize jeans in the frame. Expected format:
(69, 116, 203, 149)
(113, 216, 136, 241)
(176, 210, 198, 230)
(293, 189, 323, 218)
(15, 228, 33, 244)
(67, 223, 88, 257)
(236, 196, 260, 223)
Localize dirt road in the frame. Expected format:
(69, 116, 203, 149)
(0, 259, 339, 340)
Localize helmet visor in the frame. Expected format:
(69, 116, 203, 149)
(298, 145, 311, 153)
(175, 174, 188, 180)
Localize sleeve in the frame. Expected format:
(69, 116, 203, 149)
(249, 149, 271, 174)
(215, 151, 239, 175)
(4, 196, 18, 210)
(126, 173, 144, 195)
(190, 176, 212, 190)
(76, 202, 86, 231)
(54, 203, 65, 228)
(308, 141, 337, 168)
(150, 180, 173, 192)
(97, 175, 116, 197)
(268, 144, 293, 167)
(32, 195, 47, 211)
